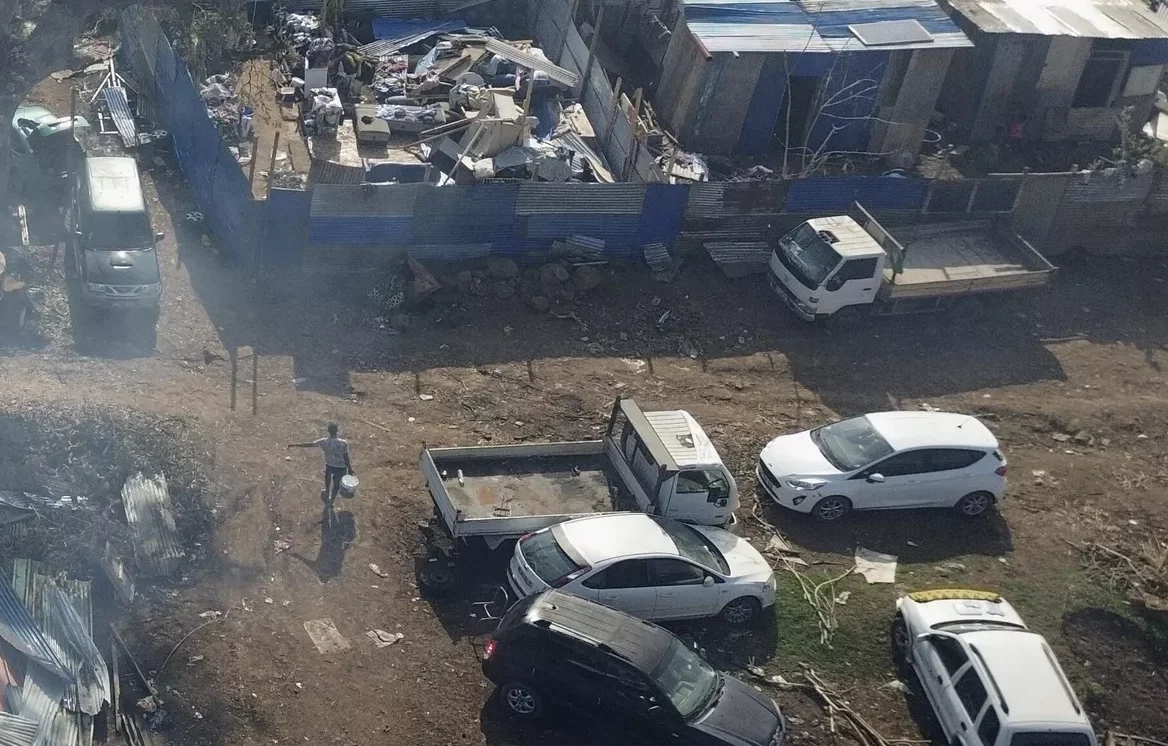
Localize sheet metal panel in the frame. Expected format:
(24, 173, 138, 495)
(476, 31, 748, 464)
(686, 183, 727, 217)
(515, 215, 644, 258)
(311, 183, 423, 216)
(784, 175, 929, 211)
(946, 0, 1168, 39)
(0, 580, 66, 682)
(308, 216, 414, 247)
(262, 188, 312, 268)
(482, 38, 579, 87)
(19, 664, 90, 746)
(738, 53, 790, 155)
(413, 183, 518, 247)
(0, 713, 37, 746)
(1063, 172, 1153, 203)
(515, 184, 647, 215)
(122, 473, 185, 578)
(638, 184, 691, 245)
(102, 88, 139, 148)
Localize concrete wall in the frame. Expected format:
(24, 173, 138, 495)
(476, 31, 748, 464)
(871, 47, 955, 162)
(654, 17, 708, 141)
(689, 53, 766, 154)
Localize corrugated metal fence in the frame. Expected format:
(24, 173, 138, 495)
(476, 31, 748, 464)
(121, 8, 256, 261)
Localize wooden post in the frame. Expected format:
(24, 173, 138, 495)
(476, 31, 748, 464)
(247, 134, 261, 189)
(229, 347, 238, 410)
(251, 353, 258, 415)
(265, 131, 281, 195)
(623, 88, 643, 181)
(579, 5, 604, 102)
(603, 77, 623, 153)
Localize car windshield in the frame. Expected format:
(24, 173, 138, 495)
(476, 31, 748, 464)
(651, 516, 730, 574)
(811, 416, 894, 471)
(650, 639, 720, 720)
(1010, 733, 1092, 746)
(520, 531, 584, 585)
(84, 210, 154, 250)
(776, 223, 842, 290)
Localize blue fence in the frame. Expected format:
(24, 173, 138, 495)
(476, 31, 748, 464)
(121, 9, 255, 261)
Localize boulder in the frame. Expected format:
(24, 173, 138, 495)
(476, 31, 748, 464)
(527, 294, 550, 313)
(539, 262, 571, 286)
(487, 257, 520, 281)
(494, 281, 516, 300)
(572, 265, 604, 292)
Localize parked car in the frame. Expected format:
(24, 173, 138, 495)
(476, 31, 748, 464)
(67, 156, 162, 314)
(757, 412, 1006, 522)
(892, 589, 1098, 746)
(483, 589, 786, 746)
(9, 105, 89, 192)
(506, 512, 776, 625)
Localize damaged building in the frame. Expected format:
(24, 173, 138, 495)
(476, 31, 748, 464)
(651, 0, 972, 164)
(936, 0, 1168, 143)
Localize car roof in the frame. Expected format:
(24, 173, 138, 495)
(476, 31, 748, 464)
(13, 106, 56, 125)
(557, 513, 678, 564)
(523, 590, 674, 672)
(84, 157, 145, 213)
(864, 411, 998, 451)
(962, 630, 1089, 726)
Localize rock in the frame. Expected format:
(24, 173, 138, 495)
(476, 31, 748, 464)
(572, 265, 604, 292)
(455, 270, 475, 294)
(487, 257, 520, 281)
(558, 283, 577, 302)
(528, 295, 550, 313)
(494, 281, 516, 300)
(1073, 430, 1093, 445)
(389, 313, 414, 330)
(539, 263, 571, 286)
(1051, 432, 1071, 442)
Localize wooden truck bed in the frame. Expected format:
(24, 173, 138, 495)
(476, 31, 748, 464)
(881, 221, 1055, 299)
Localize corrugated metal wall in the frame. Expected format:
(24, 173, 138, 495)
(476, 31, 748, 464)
(261, 188, 312, 267)
(121, 9, 256, 261)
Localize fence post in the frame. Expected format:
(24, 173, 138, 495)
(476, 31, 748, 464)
(559, 0, 580, 64)
(623, 88, 643, 181)
(603, 78, 623, 155)
(579, 5, 604, 103)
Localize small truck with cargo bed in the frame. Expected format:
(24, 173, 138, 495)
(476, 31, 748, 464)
(767, 202, 1056, 322)
(418, 397, 737, 590)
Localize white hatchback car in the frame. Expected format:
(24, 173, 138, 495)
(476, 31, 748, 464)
(757, 412, 1006, 522)
(893, 589, 1098, 746)
(506, 513, 776, 625)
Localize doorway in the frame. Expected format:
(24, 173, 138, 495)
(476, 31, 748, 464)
(773, 76, 819, 150)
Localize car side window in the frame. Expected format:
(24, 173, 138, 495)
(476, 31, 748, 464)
(954, 669, 989, 721)
(836, 258, 879, 282)
(929, 636, 969, 677)
(977, 706, 1001, 746)
(649, 559, 706, 586)
(592, 560, 651, 589)
(676, 470, 730, 500)
(599, 656, 651, 691)
(867, 451, 927, 478)
(926, 449, 987, 472)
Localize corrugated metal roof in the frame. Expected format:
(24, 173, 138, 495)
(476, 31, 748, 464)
(0, 713, 38, 746)
(311, 183, 423, 216)
(706, 241, 773, 277)
(681, 0, 973, 52)
(358, 18, 468, 59)
(121, 473, 185, 578)
(686, 183, 727, 217)
(10, 561, 108, 717)
(482, 38, 581, 87)
(19, 664, 90, 746)
(102, 88, 138, 148)
(946, 0, 1168, 38)
(0, 580, 67, 683)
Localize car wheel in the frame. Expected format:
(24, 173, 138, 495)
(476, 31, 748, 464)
(890, 613, 911, 672)
(720, 596, 762, 625)
(499, 681, 544, 719)
(812, 496, 852, 522)
(955, 491, 993, 518)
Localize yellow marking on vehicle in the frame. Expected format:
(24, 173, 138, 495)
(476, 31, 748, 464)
(908, 589, 1001, 603)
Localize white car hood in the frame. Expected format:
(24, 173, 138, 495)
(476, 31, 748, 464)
(760, 431, 841, 477)
(694, 526, 774, 583)
(910, 596, 1028, 630)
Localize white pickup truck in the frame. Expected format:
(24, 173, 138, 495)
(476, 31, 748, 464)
(768, 203, 1056, 322)
(418, 397, 738, 590)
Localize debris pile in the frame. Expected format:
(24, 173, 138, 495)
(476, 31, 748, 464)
(200, 72, 250, 142)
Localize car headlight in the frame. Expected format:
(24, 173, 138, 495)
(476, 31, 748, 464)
(787, 478, 826, 491)
(766, 574, 777, 592)
(85, 282, 106, 293)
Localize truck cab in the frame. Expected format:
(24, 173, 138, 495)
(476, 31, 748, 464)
(603, 398, 738, 528)
(767, 214, 886, 321)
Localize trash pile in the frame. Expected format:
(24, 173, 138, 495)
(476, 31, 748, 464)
(200, 72, 252, 142)
(270, 11, 620, 183)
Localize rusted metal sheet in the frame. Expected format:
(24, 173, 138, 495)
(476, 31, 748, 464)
(122, 473, 185, 577)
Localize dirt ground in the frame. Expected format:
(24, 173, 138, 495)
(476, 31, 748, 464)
(4, 77, 1168, 746)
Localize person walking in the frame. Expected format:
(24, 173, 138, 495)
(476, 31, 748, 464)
(288, 422, 354, 502)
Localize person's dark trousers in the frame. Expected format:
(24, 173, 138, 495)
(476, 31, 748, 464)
(324, 465, 346, 501)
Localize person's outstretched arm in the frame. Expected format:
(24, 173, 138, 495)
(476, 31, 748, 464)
(288, 439, 321, 448)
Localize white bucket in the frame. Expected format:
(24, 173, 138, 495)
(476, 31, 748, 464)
(339, 475, 359, 499)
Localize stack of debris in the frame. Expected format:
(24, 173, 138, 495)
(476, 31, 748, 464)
(0, 561, 109, 746)
(200, 73, 250, 142)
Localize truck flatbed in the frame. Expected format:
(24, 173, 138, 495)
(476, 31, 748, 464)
(433, 451, 612, 521)
(881, 220, 1055, 299)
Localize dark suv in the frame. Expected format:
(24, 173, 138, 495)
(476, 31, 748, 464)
(482, 590, 785, 746)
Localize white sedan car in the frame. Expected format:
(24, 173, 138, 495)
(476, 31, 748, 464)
(506, 513, 776, 625)
(757, 412, 1006, 522)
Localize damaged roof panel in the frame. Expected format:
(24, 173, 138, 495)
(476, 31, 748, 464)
(359, 18, 469, 59)
(19, 664, 91, 746)
(945, 0, 1168, 38)
(121, 473, 185, 578)
(0, 712, 38, 746)
(0, 580, 66, 683)
(682, 0, 972, 51)
(481, 38, 580, 87)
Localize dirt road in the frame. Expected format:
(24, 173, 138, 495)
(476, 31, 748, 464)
(3, 154, 1167, 746)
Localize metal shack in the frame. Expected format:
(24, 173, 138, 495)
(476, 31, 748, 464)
(936, 0, 1168, 142)
(652, 0, 972, 162)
